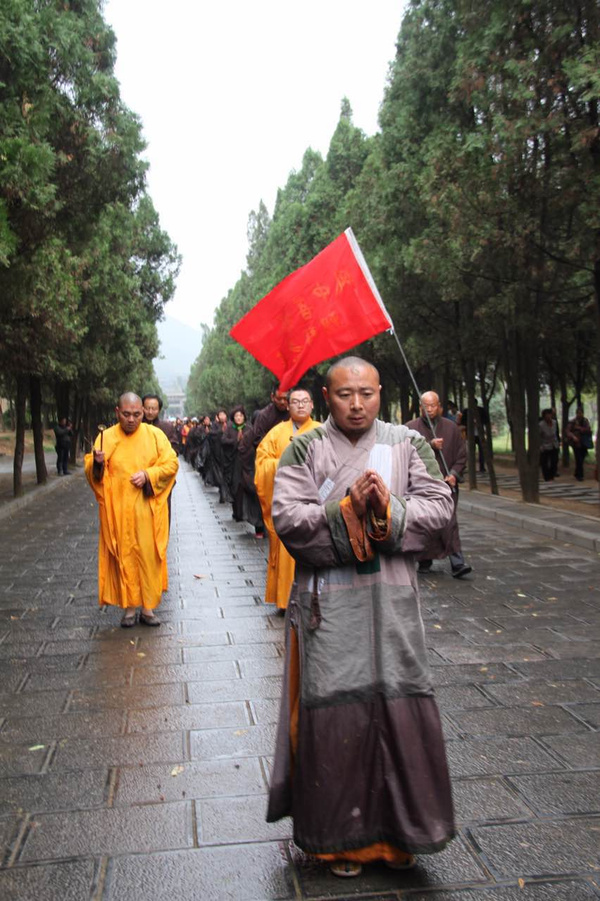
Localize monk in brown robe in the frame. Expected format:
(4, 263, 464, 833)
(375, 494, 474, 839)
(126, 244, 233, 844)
(267, 358, 455, 877)
(405, 391, 472, 578)
(85, 392, 179, 627)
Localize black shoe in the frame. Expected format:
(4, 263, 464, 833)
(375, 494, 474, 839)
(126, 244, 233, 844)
(418, 562, 433, 573)
(452, 564, 472, 579)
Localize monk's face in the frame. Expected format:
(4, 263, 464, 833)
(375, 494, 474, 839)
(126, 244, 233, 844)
(116, 399, 144, 434)
(271, 390, 288, 412)
(323, 364, 380, 442)
(143, 398, 160, 422)
(420, 392, 442, 420)
(288, 390, 313, 425)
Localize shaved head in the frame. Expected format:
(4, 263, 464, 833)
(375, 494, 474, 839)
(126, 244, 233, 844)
(420, 391, 442, 420)
(118, 392, 142, 408)
(325, 356, 379, 389)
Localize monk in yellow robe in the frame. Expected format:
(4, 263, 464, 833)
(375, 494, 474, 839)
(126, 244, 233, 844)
(85, 392, 179, 627)
(255, 387, 318, 612)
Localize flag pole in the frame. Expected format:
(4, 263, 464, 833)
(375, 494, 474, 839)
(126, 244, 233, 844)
(346, 228, 453, 482)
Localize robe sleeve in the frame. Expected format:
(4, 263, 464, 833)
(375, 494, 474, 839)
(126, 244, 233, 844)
(255, 429, 282, 524)
(144, 427, 179, 496)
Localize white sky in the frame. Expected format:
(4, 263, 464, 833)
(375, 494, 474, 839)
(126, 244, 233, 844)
(104, 0, 406, 330)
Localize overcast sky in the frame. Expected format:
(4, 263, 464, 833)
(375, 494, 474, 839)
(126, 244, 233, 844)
(104, 0, 406, 330)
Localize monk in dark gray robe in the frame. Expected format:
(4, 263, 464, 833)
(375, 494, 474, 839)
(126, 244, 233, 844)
(267, 358, 455, 878)
(405, 391, 472, 578)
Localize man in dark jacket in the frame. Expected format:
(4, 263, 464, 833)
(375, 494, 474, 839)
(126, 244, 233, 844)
(406, 391, 472, 578)
(53, 417, 72, 475)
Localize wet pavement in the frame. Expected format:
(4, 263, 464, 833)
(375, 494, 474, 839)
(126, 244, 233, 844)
(0, 462, 598, 900)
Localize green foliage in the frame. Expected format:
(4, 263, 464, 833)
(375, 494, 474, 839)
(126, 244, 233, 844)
(0, 0, 179, 446)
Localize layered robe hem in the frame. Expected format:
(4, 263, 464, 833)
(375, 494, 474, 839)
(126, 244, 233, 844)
(85, 423, 178, 609)
(266, 417, 455, 858)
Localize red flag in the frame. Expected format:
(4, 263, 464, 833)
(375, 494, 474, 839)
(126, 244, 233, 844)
(229, 228, 392, 391)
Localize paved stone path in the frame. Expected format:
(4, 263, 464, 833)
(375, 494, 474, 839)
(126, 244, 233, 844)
(476, 471, 599, 508)
(0, 463, 598, 899)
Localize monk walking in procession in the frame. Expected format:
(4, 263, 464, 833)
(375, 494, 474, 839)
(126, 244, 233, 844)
(406, 391, 472, 578)
(255, 386, 319, 612)
(266, 357, 456, 876)
(85, 392, 179, 627)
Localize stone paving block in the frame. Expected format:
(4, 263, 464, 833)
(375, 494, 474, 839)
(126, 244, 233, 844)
(250, 699, 282, 725)
(187, 676, 283, 704)
(291, 834, 488, 896)
(126, 701, 250, 734)
(436, 646, 548, 665)
(540, 732, 600, 768)
(435, 685, 497, 710)
(198, 795, 291, 844)
(509, 771, 600, 816)
(106, 843, 295, 901)
(190, 723, 277, 760)
(430, 664, 523, 687)
(138, 630, 231, 649)
(0, 813, 21, 861)
(0, 710, 124, 744)
(0, 860, 96, 901)
(471, 817, 600, 879)
(511, 659, 600, 682)
(239, 657, 284, 679)
(452, 777, 534, 823)
(131, 660, 240, 686)
(69, 682, 185, 712)
(536, 642, 600, 661)
(115, 757, 267, 805)
(50, 731, 184, 770)
(19, 801, 193, 861)
(0, 768, 108, 815)
(0, 742, 47, 777)
(24, 668, 131, 692)
(0, 689, 69, 719)
(564, 703, 600, 729)
(403, 881, 600, 900)
(483, 679, 600, 706)
(448, 705, 590, 737)
(227, 628, 286, 645)
(85, 647, 183, 669)
(0, 641, 44, 659)
(183, 642, 280, 663)
(445, 737, 565, 778)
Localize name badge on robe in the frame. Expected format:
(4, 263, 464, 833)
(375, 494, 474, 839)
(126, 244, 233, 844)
(318, 477, 335, 503)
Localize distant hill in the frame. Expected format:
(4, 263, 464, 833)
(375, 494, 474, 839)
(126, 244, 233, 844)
(154, 315, 202, 390)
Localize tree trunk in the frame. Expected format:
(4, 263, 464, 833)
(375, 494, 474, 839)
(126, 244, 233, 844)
(559, 374, 571, 470)
(13, 376, 27, 498)
(30, 375, 47, 485)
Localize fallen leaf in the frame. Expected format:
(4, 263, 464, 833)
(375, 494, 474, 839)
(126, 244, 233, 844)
(518, 878, 525, 888)
(517, 593, 527, 597)
(28, 745, 45, 751)
(233, 729, 248, 736)
(129, 640, 135, 645)
(137, 652, 146, 658)
(532, 701, 544, 707)
(434, 625, 442, 630)
(171, 765, 184, 777)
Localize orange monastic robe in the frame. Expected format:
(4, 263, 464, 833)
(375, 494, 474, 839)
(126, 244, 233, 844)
(255, 418, 318, 609)
(85, 423, 178, 609)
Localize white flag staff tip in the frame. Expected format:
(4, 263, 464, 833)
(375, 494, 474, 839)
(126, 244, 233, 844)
(347, 227, 452, 483)
(345, 227, 393, 330)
